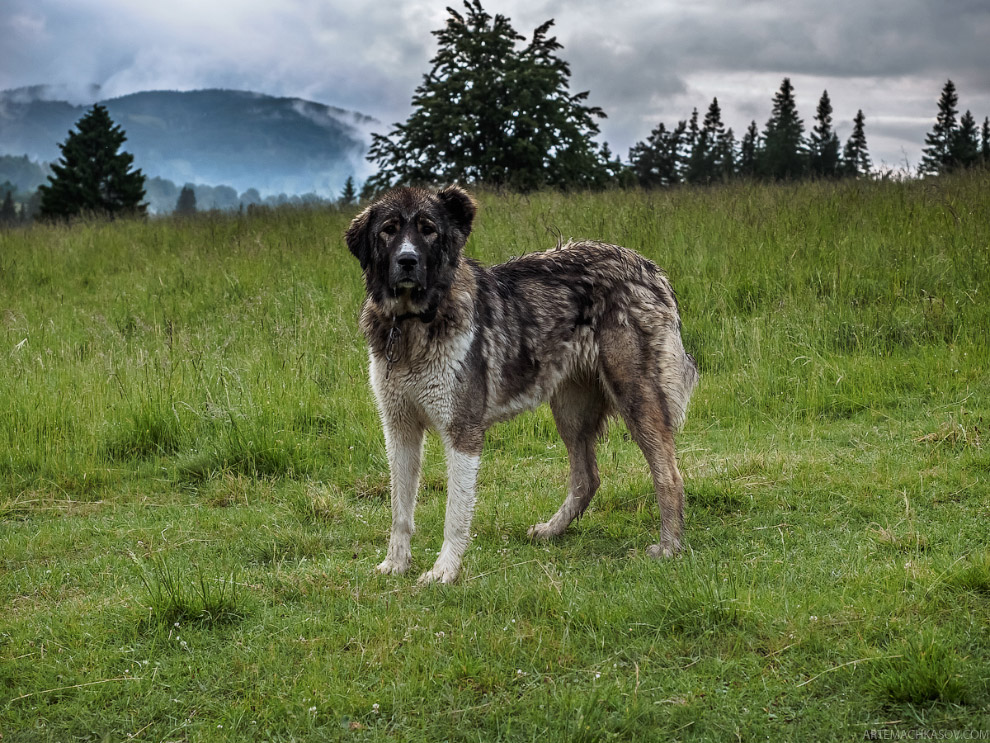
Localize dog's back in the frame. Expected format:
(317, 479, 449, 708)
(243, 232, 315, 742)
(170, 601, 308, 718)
(474, 241, 697, 428)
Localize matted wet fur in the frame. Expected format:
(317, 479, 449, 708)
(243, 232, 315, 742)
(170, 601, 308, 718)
(346, 185, 698, 584)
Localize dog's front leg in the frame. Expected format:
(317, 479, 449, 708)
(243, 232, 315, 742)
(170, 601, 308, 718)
(377, 416, 425, 576)
(418, 440, 482, 585)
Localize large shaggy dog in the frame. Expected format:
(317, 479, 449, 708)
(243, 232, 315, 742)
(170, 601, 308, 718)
(346, 186, 698, 584)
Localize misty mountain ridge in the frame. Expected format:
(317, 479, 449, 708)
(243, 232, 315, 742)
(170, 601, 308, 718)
(0, 87, 377, 199)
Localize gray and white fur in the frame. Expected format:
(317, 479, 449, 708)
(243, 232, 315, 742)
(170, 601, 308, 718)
(346, 186, 698, 584)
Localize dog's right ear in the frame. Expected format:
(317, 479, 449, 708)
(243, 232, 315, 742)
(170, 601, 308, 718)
(344, 205, 375, 270)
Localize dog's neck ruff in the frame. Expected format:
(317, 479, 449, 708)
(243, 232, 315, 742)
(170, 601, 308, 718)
(384, 308, 438, 380)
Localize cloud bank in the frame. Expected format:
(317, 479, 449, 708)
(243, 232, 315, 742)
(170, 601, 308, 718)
(2, 0, 988, 172)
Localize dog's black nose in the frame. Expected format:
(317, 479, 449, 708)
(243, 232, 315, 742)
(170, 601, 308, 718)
(397, 254, 418, 271)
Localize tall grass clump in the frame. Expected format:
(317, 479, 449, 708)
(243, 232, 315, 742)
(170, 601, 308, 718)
(138, 556, 245, 629)
(870, 633, 970, 705)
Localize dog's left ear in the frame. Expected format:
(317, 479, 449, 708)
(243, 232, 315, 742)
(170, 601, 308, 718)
(344, 205, 375, 270)
(437, 185, 477, 239)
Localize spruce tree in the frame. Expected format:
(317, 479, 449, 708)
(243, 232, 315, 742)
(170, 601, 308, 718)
(39, 104, 146, 220)
(760, 78, 806, 180)
(738, 121, 760, 178)
(365, 1, 607, 192)
(952, 111, 981, 169)
(686, 98, 727, 184)
(919, 80, 959, 175)
(982, 117, 990, 166)
(716, 127, 736, 182)
(809, 90, 841, 178)
(339, 176, 357, 206)
(174, 185, 197, 216)
(683, 108, 704, 183)
(841, 110, 871, 178)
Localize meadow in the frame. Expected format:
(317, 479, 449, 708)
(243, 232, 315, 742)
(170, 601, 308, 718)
(1, 171, 988, 741)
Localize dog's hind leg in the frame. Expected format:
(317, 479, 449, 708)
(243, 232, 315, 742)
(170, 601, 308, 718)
(377, 415, 426, 576)
(528, 380, 608, 540)
(599, 338, 685, 558)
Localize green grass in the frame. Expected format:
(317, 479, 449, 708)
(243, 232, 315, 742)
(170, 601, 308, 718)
(2, 173, 989, 740)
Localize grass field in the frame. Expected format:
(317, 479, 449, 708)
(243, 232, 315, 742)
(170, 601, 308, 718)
(1, 172, 989, 740)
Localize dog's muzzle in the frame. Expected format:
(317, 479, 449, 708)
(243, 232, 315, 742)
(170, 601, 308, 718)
(390, 240, 426, 291)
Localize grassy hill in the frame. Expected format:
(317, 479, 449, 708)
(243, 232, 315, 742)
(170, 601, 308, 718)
(1, 173, 988, 739)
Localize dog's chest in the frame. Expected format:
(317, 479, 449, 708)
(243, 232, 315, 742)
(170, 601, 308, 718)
(369, 324, 475, 431)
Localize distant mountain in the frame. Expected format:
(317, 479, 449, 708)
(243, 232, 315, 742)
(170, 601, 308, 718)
(0, 87, 377, 198)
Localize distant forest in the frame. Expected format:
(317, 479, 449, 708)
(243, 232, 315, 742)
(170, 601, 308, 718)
(1, 71, 988, 227)
(0, 155, 347, 223)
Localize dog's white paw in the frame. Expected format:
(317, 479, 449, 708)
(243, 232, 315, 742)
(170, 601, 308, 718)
(376, 553, 411, 575)
(527, 521, 562, 540)
(646, 542, 681, 559)
(417, 560, 461, 585)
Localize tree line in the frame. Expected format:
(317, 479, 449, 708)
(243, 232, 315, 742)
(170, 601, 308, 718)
(365, 1, 988, 194)
(627, 82, 870, 188)
(3, 0, 988, 226)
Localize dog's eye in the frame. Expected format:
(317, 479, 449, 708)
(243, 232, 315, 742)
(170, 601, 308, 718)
(420, 223, 436, 236)
(381, 224, 398, 236)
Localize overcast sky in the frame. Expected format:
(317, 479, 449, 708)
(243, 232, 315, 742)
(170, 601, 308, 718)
(3, 0, 988, 175)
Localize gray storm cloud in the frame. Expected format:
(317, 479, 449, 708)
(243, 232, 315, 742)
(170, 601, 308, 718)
(2, 0, 988, 172)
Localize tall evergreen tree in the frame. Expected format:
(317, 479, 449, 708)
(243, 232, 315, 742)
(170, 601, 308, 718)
(365, 1, 607, 192)
(38, 104, 146, 220)
(628, 120, 687, 188)
(952, 110, 981, 169)
(715, 127, 736, 182)
(738, 121, 760, 178)
(919, 80, 959, 175)
(339, 175, 357, 206)
(683, 108, 704, 183)
(841, 110, 871, 178)
(685, 98, 727, 184)
(174, 185, 197, 216)
(809, 90, 841, 178)
(982, 117, 990, 166)
(760, 78, 806, 180)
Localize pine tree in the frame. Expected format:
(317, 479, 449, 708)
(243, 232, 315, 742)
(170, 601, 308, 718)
(760, 78, 806, 180)
(715, 127, 736, 182)
(952, 111, 981, 169)
(841, 110, 871, 178)
(174, 185, 197, 216)
(738, 121, 760, 178)
(39, 104, 146, 220)
(628, 120, 687, 188)
(683, 108, 704, 183)
(809, 90, 841, 178)
(982, 117, 990, 166)
(919, 80, 959, 176)
(339, 176, 357, 206)
(686, 98, 727, 185)
(365, 1, 607, 192)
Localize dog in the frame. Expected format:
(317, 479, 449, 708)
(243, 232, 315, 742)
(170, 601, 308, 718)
(345, 185, 698, 584)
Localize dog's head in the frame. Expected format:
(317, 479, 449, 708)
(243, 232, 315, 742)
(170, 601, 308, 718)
(345, 185, 477, 318)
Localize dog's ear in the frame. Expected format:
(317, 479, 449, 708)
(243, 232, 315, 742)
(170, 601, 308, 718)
(436, 185, 477, 238)
(344, 204, 375, 269)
